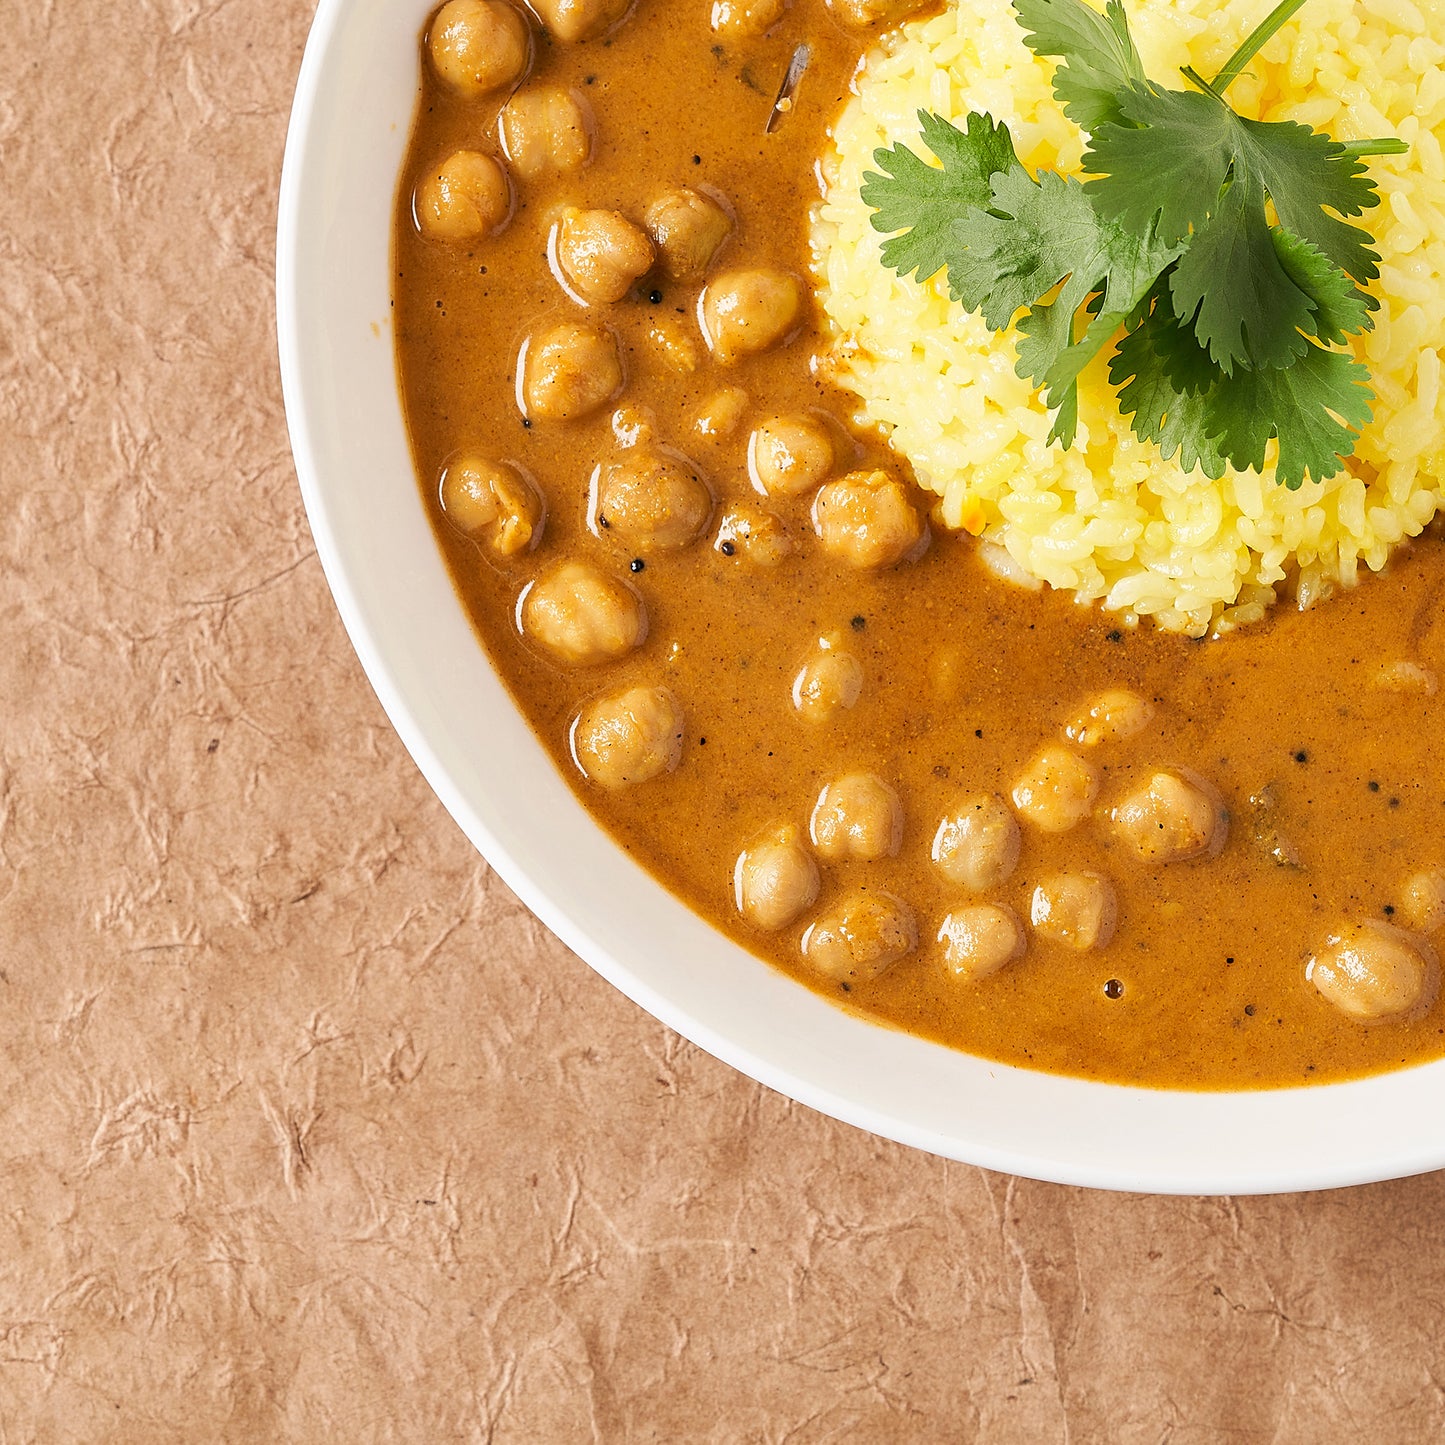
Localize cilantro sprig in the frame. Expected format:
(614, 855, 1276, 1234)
(861, 0, 1408, 489)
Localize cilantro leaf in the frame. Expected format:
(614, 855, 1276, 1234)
(1166, 170, 1315, 372)
(1243, 115, 1386, 284)
(1270, 228, 1373, 344)
(946, 166, 1100, 329)
(1016, 297, 1087, 445)
(1208, 339, 1374, 489)
(945, 164, 1183, 443)
(1089, 85, 1384, 282)
(1012, 0, 1147, 131)
(1110, 292, 1373, 489)
(1086, 84, 1385, 371)
(1110, 306, 1229, 480)
(1083, 87, 1227, 242)
(861, 112, 1020, 286)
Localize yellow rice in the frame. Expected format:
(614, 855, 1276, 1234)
(811, 0, 1445, 635)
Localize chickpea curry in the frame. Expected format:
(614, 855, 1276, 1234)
(393, 0, 1445, 1088)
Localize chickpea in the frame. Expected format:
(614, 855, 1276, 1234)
(529, 0, 630, 41)
(699, 267, 803, 363)
(1403, 871, 1445, 933)
(571, 684, 683, 790)
(519, 561, 645, 665)
(1010, 745, 1099, 834)
(812, 471, 925, 570)
(499, 85, 593, 180)
(438, 456, 543, 556)
(1375, 660, 1438, 695)
(932, 793, 1020, 892)
(519, 322, 623, 422)
(428, 0, 531, 96)
(1063, 689, 1155, 747)
(810, 773, 903, 861)
(610, 404, 655, 448)
(715, 505, 793, 567)
(1306, 923, 1436, 1022)
(644, 188, 734, 282)
(734, 823, 820, 931)
(415, 150, 511, 241)
(825, 0, 928, 24)
(592, 449, 712, 552)
(802, 889, 917, 983)
(711, 0, 787, 34)
(749, 414, 834, 499)
(792, 635, 862, 721)
(937, 905, 1026, 982)
(648, 317, 699, 374)
(1111, 771, 1226, 864)
(693, 386, 749, 440)
(554, 207, 655, 305)
(1029, 873, 1118, 951)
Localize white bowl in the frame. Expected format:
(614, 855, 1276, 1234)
(277, 0, 1445, 1194)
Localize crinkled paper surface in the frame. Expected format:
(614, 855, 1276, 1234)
(2, 2, 1445, 1440)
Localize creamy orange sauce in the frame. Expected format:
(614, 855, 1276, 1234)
(394, 0, 1445, 1087)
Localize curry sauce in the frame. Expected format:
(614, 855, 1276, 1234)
(394, 0, 1445, 1087)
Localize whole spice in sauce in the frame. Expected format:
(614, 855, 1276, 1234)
(861, 0, 1407, 488)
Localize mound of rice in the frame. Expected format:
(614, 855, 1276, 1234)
(811, 0, 1445, 635)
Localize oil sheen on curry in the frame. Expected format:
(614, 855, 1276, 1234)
(393, 0, 1445, 1088)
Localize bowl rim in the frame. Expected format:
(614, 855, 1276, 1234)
(276, 0, 1445, 1196)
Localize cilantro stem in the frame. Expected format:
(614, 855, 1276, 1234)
(1210, 0, 1310, 95)
(1341, 138, 1411, 159)
(1179, 66, 1227, 103)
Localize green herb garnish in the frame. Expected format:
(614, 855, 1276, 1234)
(861, 0, 1408, 489)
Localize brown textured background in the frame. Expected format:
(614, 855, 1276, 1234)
(3, 1, 1445, 1440)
